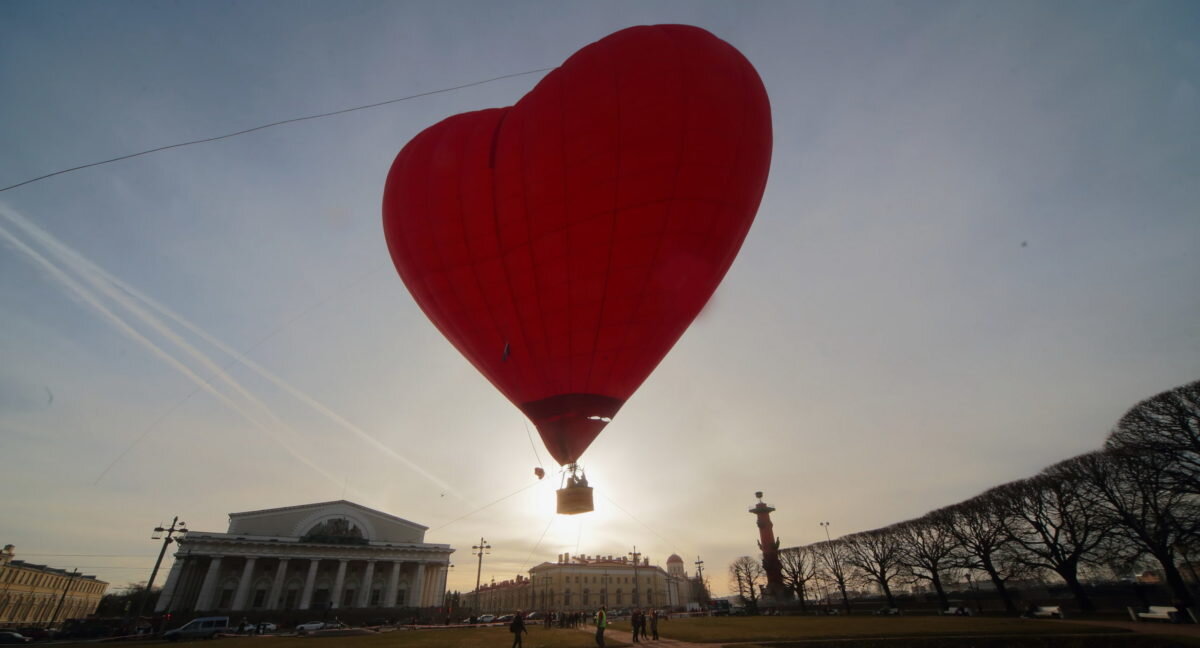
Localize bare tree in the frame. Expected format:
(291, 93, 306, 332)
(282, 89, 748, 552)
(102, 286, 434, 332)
(844, 529, 904, 608)
(1106, 380, 1200, 497)
(997, 459, 1109, 612)
(1071, 448, 1200, 608)
(779, 545, 819, 611)
(812, 539, 855, 614)
(932, 493, 1026, 613)
(896, 517, 959, 610)
(729, 556, 764, 613)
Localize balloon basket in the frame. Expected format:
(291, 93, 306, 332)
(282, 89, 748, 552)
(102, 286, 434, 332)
(557, 484, 594, 515)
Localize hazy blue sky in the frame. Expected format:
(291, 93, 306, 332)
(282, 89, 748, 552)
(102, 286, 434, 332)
(2, 1, 1197, 596)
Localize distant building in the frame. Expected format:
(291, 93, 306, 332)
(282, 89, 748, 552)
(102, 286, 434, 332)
(0, 544, 108, 626)
(155, 501, 453, 613)
(470, 551, 697, 613)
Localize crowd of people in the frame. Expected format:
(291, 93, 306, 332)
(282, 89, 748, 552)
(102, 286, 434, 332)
(505, 607, 667, 648)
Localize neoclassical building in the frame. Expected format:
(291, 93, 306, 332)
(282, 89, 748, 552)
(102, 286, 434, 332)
(471, 552, 697, 612)
(0, 545, 108, 626)
(155, 501, 453, 614)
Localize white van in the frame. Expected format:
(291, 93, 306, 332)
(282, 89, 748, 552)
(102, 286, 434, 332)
(164, 616, 231, 641)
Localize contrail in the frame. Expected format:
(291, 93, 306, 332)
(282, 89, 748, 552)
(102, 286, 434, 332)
(0, 204, 463, 501)
(0, 219, 348, 490)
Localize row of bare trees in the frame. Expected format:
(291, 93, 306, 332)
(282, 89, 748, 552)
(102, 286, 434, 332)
(760, 380, 1200, 614)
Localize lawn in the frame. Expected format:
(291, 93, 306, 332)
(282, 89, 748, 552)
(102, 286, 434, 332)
(606, 615, 1118, 643)
(54, 627, 615, 648)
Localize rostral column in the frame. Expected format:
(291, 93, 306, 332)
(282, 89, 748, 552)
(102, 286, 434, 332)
(750, 491, 791, 602)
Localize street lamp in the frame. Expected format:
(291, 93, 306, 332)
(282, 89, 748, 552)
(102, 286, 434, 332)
(629, 547, 641, 607)
(818, 522, 838, 612)
(472, 538, 491, 611)
(135, 517, 187, 629)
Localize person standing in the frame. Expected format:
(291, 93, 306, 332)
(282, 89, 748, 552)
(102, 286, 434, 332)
(650, 610, 659, 640)
(510, 612, 528, 648)
(595, 606, 607, 648)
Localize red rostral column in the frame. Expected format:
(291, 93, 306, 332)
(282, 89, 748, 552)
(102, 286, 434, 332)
(750, 491, 790, 602)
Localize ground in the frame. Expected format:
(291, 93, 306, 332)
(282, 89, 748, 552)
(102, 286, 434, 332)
(44, 616, 1200, 647)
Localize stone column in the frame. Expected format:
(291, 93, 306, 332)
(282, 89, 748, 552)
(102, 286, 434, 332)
(384, 561, 402, 608)
(430, 564, 446, 607)
(408, 562, 425, 607)
(154, 556, 186, 612)
(356, 561, 376, 608)
(231, 557, 257, 611)
(299, 559, 320, 610)
(267, 559, 290, 610)
(331, 559, 349, 609)
(195, 556, 224, 611)
(439, 564, 449, 606)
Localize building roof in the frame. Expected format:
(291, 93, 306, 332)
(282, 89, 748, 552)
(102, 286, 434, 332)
(7, 560, 105, 583)
(229, 499, 428, 531)
(667, 554, 683, 563)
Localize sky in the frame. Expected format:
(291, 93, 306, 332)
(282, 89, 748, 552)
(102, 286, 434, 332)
(1, 1, 1198, 598)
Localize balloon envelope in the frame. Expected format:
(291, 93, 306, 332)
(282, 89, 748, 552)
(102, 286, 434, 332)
(384, 24, 772, 465)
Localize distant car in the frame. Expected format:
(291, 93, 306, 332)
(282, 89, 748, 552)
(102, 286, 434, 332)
(477, 614, 496, 624)
(0, 632, 30, 645)
(15, 628, 51, 641)
(164, 616, 231, 641)
(242, 622, 277, 633)
(496, 614, 515, 624)
(524, 612, 543, 622)
(295, 621, 332, 632)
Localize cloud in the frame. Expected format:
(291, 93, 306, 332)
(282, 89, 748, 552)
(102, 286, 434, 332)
(2, 204, 465, 502)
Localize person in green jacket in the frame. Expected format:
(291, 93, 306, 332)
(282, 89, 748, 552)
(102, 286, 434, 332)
(595, 606, 607, 648)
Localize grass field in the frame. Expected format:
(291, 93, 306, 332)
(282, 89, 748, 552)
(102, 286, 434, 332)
(52, 627, 613, 648)
(606, 615, 1118, 642)
(45, 617, 1200, 648)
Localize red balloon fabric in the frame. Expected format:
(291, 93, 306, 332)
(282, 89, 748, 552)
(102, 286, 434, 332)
(383, 24, 772, 466)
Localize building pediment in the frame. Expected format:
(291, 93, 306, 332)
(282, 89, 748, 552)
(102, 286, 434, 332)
(226, 500, 427, 544)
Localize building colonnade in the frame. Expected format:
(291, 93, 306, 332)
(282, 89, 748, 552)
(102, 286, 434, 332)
(157, 550, 447, 613)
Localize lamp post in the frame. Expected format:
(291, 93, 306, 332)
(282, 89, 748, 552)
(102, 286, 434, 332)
(46, 568, 79, 629)
(819, 522, 838, 612)
(629, 547, 641, 607)
(134, 517, 187, 629)
(472, 538, 490, 612)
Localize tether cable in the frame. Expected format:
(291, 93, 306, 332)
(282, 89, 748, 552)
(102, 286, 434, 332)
(1, 67, 553, 193)
(431, 480, 540, 532)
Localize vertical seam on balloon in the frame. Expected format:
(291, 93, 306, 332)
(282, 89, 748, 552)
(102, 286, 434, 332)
(514, 87, 558, 399)
(487, 110, 553, 403)
(559, 64, 575, 404)
(422, 122, 476, 353)
(598, 25, 691, 397)
(580, 33, 625, 397)
(458, 111, 515, 378)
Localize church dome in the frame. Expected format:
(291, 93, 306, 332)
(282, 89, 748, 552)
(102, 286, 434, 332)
(667, 553, 683, 564)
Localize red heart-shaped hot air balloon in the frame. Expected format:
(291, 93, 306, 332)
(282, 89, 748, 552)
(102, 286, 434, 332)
(383, 24, 772, 468)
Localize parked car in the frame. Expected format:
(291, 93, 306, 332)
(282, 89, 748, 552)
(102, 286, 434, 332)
(477, 614, 496, 623)
(15, 628, 52, 641)
(296, 620, 333, 632)
(0, 632, 30, 645)
(164, 616, 232, 641)
(241, 621, 277, 633)
(496, 614, 515, 624)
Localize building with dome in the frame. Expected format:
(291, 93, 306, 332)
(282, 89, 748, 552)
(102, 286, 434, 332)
(470, 551, 702, 613)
